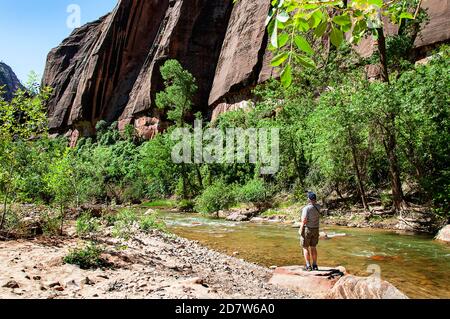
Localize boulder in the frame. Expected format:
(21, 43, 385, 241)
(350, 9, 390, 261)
(269, 266, 346, 298)
(435, 225, 450, 243)
(226, 212, 249, 222)
(325, 275, 408, 299)
(225, 207, 260, 222)
(250, 217, 266, 223)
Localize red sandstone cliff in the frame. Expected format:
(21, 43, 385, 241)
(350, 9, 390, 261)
(43, 0, 450, 140)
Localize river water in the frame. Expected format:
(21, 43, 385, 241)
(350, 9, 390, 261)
(160, 212, 450, 299)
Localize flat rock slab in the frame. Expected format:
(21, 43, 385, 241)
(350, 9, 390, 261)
(326, 275, 408, 299)
(269, 266, 346, 298)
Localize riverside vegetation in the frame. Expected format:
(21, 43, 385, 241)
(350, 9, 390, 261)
(1, 46, 449, 236)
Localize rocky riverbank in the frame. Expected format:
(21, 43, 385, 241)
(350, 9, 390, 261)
(0, 226, 302, 299)
(218, 203, 444, 234)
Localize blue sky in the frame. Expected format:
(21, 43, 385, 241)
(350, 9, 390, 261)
(0, 1, 118, 82)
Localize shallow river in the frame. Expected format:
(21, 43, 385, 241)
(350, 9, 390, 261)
(160, 212, 450, 299)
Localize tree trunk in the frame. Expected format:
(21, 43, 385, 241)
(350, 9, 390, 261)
(195, 165, 203, 190)
(335, 183, 344, 201)
(289, 135, 305, 184)
(376, 26, 407, 211)
(376, 28, 390, 83)
(348, 128, 369, 211)
(181, 163, 188, 200)
(0, 189, 8, 230)
(59, 204, 65, 236)
(382, 131, 406, 211)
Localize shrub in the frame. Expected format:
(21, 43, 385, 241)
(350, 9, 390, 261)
(194, 181, 236, 214)
(63, 242, 105, 269)
(236, 179, 271, 208)
(103, 212, 118, 226)
(111, 209, 138, 240)
(76, 213, 101, 237)
(41, 212, 62, 236)
(139, 213, 166, 233)
(176, 199, 195, 212)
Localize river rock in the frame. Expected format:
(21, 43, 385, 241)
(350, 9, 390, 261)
(250, 217, 266, 223)
(435, 225, 450, 243)
(269, 266, 346, 298)
(226, 212, 247, 222)
(144, 209, 157, 216)
(322, 232, 347, 239)
(225, 207, 259, 222)
(2, 280, 20, 289)
(325, 275, 408, 299)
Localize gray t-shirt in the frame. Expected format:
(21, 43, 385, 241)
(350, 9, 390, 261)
(301, 204, 320, 229)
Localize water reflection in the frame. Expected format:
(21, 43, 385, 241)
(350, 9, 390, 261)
(161, 212, 450, 299)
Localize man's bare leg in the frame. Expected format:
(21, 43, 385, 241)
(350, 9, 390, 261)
(311, 246, 318, 266)
(303, 247, 311, 267)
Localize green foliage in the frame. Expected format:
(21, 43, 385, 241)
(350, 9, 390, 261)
(2, 42, 448, 226)
(267, 0, 422, 86)
(156, 59, 198, 126)
(176, 199, 195, 212)
(155, 60, 202, 200)
(76, 213, 101, 238)
(212, 44, 449, 215)
(0, 79, 51, 230)
(111, 209, 138, 240)
(138, 132, 179, 199)
(195, 181, 236, 215)
(63, 242, 105, 269)
(236, 179, 272, 207)
(45, 148, 78, 234)
(142, 199, 176, 208)
(139, 213, 167, 233)
(41, 212, 62, 236)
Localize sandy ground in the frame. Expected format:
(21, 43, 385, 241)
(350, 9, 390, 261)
(0, 228, 303, 299)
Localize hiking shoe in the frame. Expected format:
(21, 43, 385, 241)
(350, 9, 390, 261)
(312, 265, 319, 271)
(304, 265, 312, 271)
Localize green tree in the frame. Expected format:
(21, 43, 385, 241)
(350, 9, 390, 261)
(156, 60, 198, 126)
(0, 80, 51, 230)
(311, 76, 371, 210)
(155, 59, 198, 199)
(45, 148, 78, 235)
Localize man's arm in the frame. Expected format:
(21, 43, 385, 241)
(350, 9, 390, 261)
(299, 208, 308, 235)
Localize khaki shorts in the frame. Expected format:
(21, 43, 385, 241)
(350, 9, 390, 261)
(300, 227, 320, 248)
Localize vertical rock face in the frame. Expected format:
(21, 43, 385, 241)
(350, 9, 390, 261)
(208, 0, 272, 107)
(0, 62, 24, 101)
(43, 0, 170, 135)
(43, 0, 450, 138)
(121, 0, 234, 121)
(415, 0, 450, 48)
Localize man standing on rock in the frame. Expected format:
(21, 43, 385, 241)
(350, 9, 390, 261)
(299, 192, 321, 271)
